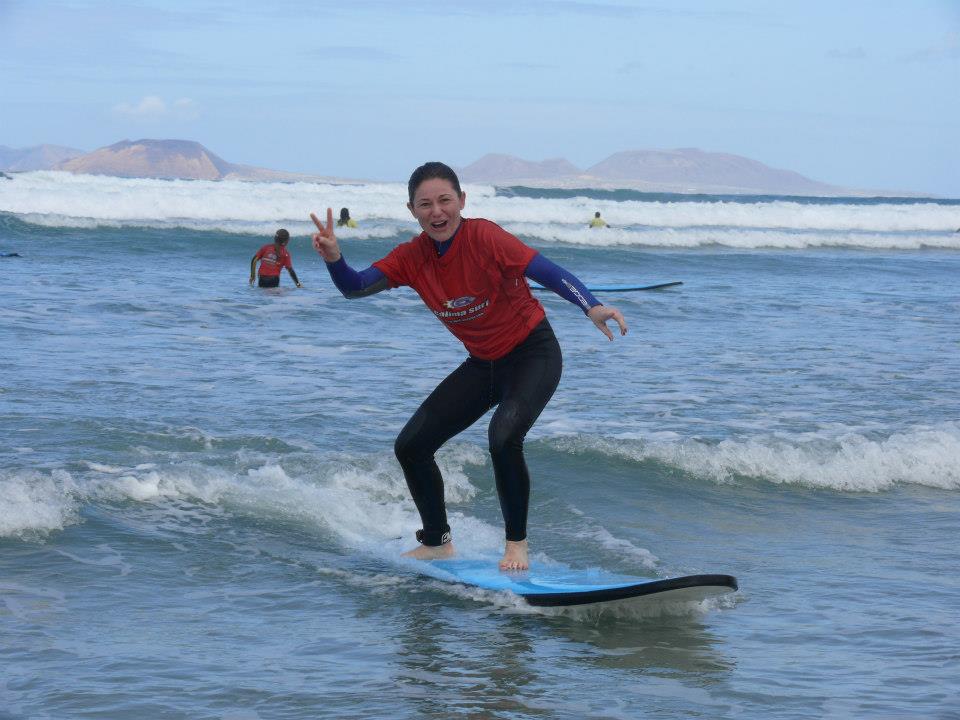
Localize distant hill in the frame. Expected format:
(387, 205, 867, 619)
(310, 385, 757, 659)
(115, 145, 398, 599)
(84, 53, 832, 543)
(53, 139, 354, 183)
(0, 144, 85, 171)
(3, 138, 892, 195)
(460, 147, 852, 196)
(458, 154, 582, 183)
(57, 139, 232, 180)
(585, 148, 842, 195)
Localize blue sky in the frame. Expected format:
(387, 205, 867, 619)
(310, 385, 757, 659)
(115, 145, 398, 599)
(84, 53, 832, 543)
(2, 0, 958, 196)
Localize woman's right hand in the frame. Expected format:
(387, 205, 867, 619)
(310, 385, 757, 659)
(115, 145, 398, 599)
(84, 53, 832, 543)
(310, 208, 341, 262)
(588, 304, 628, 340)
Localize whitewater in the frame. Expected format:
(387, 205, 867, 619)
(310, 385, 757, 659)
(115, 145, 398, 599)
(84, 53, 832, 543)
(4, 170, 960, 248)
(1, 171, 958, 719)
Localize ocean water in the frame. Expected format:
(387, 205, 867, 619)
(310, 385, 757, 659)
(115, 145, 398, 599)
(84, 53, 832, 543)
(1, 171, 959, 719)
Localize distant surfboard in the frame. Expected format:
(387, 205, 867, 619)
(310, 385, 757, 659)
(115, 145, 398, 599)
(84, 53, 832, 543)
(1, 252, 21, 258)
(418, 558, 737, 607)
(531, 281, 682, 293)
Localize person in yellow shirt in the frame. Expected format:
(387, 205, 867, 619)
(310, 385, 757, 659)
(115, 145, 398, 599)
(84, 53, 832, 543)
(589, 211, 608, 228)
(337, 207, 358, 228)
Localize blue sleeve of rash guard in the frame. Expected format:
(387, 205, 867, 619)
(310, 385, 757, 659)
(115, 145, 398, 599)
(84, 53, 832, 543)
(524, 253, 601, 314)
(325, 256, 387, 297)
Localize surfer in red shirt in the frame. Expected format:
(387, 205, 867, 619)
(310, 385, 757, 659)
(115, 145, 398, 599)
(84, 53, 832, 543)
(250, 229, 302, 288)
(310, 162, 626, 571)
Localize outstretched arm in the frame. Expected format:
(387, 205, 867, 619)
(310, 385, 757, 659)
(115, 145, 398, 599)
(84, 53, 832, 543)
(525, 253, 627, 340)
(311, 207, 389, 298)
(326, 257, 389, 298)
(525, 253, 600, 313)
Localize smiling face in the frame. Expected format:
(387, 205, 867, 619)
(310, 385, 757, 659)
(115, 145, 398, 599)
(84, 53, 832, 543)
(408, 178, 466, 243)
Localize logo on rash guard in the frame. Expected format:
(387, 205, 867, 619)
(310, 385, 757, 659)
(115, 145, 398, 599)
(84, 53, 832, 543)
(444, 296, 475, 309)
(434, 297, 490, 323)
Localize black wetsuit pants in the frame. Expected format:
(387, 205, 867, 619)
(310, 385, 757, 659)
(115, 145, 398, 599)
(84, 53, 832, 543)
(395, 318, 562, 545)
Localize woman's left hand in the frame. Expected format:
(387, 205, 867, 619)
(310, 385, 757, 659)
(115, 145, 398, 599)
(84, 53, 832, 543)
(588, 305, 628, 340)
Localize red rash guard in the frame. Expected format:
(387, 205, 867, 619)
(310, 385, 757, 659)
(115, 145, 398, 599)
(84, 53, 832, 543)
(373, 218, 546, 360)
(255, 243, 292, 277)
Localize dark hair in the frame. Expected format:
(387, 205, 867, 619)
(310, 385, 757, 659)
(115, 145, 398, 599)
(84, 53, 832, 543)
(594, 211, 601, 218)
(339, 207, 350, 222)
(407, 161, 462, 203)
(274, 228, 290, 243)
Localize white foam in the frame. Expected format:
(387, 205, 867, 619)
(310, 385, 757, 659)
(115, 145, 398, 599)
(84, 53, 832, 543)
(575, 526, 659, 569)
(0, 171, 408, 225)
(505, 224, 960, 250)
(2, 171, 957, 248)
(4, 439, 539, 573)
(550, 422, 960, 491)
(111, 471, 183, 501)
(73, 442, 493, 554)
(54, 545, 132, 576)
(0, 469, 80, 537)
(84, 462, 125, 473)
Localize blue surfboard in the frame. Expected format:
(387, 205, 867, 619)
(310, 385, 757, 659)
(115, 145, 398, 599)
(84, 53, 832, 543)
(530, 281, 682, 293)
(418, 558, 737, 607)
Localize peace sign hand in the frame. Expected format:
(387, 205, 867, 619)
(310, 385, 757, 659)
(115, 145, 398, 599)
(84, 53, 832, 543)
(310, 208, 341, 262)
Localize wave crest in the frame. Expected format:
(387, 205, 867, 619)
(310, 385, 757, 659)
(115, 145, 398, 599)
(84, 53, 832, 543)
(550, 423, 960, 491)
(0, 470, 80, 537)
(2, 172, 957, 249)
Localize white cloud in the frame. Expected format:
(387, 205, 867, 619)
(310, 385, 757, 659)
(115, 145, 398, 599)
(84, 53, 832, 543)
(112, 96, 199, 119)
(113, 95, 167, 117)
(171, 97, 199, 119)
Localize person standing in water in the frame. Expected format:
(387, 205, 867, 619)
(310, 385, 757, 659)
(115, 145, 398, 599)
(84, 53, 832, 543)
(250, 229, 302, 288)
(589, 211, 608, 228)
(337, 207, 358, 228)
(310, 162, 626, 571)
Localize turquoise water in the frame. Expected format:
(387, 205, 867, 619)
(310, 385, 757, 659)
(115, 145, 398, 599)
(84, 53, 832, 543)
(1, 173, 959, 719)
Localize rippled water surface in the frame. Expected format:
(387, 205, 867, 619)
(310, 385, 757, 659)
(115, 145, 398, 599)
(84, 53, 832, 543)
(1, 176, 959, 719)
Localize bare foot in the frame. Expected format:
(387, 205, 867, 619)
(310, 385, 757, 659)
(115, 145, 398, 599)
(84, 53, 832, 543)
(499, 539, 529, 571)
(402, 542, 455, 561)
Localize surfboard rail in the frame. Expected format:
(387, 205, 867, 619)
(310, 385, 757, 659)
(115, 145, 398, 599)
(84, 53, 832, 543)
(519, 573, 738, 607)
(530, 281, 682, 293)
